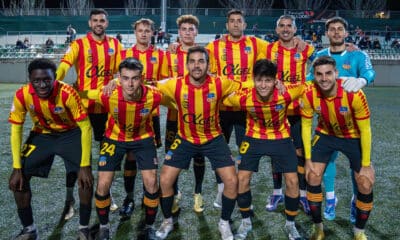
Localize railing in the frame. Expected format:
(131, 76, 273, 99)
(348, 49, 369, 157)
(0, 8, 398, 18)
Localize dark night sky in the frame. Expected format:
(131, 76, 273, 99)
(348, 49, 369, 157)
(7, 0, 400, 10)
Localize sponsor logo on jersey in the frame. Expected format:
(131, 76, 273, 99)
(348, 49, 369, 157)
(140, 108, 150, 116)
(275, 104, 284, 111)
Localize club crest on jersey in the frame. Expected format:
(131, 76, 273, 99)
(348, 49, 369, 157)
(339, 106, 349, 115)
(108, 48, 115, 55)
(98, 156, 107, 167)
(207, 93, 216, 102)
(150, 57, 157, 63)
(165, 150, 173, 160)
(53, 106, 64, 114)
(29, 104, 35, 110)
(140, 108, 150, 116)
(342, 61, 351, 70)
(275, 104, 284, 111)
(316, 105, 321, 112)
(294, 53, 301, 60)
(244, 46, 251, 54)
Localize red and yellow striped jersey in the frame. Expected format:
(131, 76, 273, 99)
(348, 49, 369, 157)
(166, 45, 189, 78)
(301, 79, 370, 138)
(8, 81, 87, 133)
(223, 84, 304, 139)
(93, 84, 162, 142)
(57, 33, 123, 114)
(121, 45, 169, 84)
(158, 75, 240, 144)
(264, 41, 315, 115)
(205, 35, 268, 111)
(165, 45, 190, 121)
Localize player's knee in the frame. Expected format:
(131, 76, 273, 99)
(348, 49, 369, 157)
(96, 180, 111, 196)
(222, 174, 238, 191)
(356, 175, 373, 194)
(237, 174, 250, 189)
(143, 177, 158, 193)
(285, 174, 299, 190)
(306, 172, 322, 186)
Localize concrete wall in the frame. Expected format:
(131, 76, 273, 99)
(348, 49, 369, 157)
(0, 59, 399, 86)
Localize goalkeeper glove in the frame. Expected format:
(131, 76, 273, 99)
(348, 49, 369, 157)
(342, 77, 367, 92)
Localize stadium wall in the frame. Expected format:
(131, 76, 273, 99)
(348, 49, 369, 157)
(0, 60, 398, 86)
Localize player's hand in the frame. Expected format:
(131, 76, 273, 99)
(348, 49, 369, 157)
(342, 77, 367, 92)
(293, 36, 306, 52)
(276, 80, 287, 94)
(358, 165, 375, 185)
(345, 42, 359, 52)
(305, 159, 318, 181)
(103, 79, 117, 96)
(167, 42, 179, 53)
(9, 168, 24, 192)
(78, 166, 93, 190)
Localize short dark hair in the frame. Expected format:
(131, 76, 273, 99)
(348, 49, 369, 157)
(133, 18, 155, 31)
(186, 46, 209, 64)
(325, 17, 348, 31)
(28, 58, 57, 76)
(253, 59, 277, 78)
(90, 8, 108, 18)
(227, 9, 245, 21)
(312, 56, 336, 69)
(118, 57, 144, 73)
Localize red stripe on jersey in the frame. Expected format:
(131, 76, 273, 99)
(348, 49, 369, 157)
(166, 51, 173, 77)
(250, 37, 258, 66)
(333, 96, 348, 137)
(213, 40, 221, 77)
(102, 94, 113, 137)
(239, 40, 248, 82)
(121, 49, 127, 60)
(187, 82, 200, 144)
(276, 46, 284, 81)
(300, 45, 309, 82)
(214, 78, 223, 131)
(32, 96, 50, 132)
(319, 100, 335, 135)
(175, 78, 186, 140)
(15, 88, 26, 110)
(289, 48, 297, 83)
(246, 91, 256, 137)
(177, 49, 185, 77)
(266, 43, 273, 61)
(62, 90, 75, 126)
(117, 89, 127, 141)
(202, 83, 213, 141)
(103, 40, 112, 84)
(225, 40, 234, 80)
(77, 39, 85, 91)
(157, 50, 165, 80)
(88, 39, 99, 113)
(145, 49, 154, 81)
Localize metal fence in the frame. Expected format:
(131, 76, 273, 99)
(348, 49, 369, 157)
(0, 8, 398, 18)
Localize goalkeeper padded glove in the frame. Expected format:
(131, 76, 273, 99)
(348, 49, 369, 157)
(342, 77, 367, 92)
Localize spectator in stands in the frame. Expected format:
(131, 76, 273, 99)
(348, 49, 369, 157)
(358, 36, 371, 49)
(355, 26, 362, 43)
(151, 29, 156, 45)
(16, 39, 27, 49)
(45, 37, 54, 53)
(391, 39, 400, 49)
(157, 27, 164, 43)
(23, 38, 30, 48)
(316, 25, 323, 43)
(252, 23, 259, 34)
(385, 25, 392, 44)
(66, 24, 76, 43)
(215, 33, 221, 40)
(116, 32, 123, 43)
(372, 38, 382, 49)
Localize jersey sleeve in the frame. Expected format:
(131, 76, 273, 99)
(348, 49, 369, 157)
(205, 42, 218, 75)
(65, 88, 88, 122)
(8, 89, 27, 125)
(56, 41, 79, 81)
(357, 51, 375, 84)
(222, 90, 243, 108)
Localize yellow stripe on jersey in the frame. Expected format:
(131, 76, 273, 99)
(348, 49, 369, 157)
(8, 81, 88, 134)
(223, 84, 304, 140)
(56, 33, 123, 113)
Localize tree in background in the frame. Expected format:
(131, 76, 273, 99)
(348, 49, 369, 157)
(61, 0, 94, 16)
(124, 0, 148, 15)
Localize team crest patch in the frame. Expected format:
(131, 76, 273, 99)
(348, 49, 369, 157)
(98, 156, 107, 167)
(294, 53, 301, 60)
(53, 106, 64, 114)
(165, 150, 173, 160)
(244, 46, 251, 54)
(339, 106, 349, 115)
(316, 106, 321, 112)
(275, 104, 284, 111)
(207, 93, 216, 102)
(108, 48, 115, 55)
(342, 63, 351, 70)
(29, 104, 35, 110)
(150, 57, 157, 63)
(140, 108, 150, 116)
